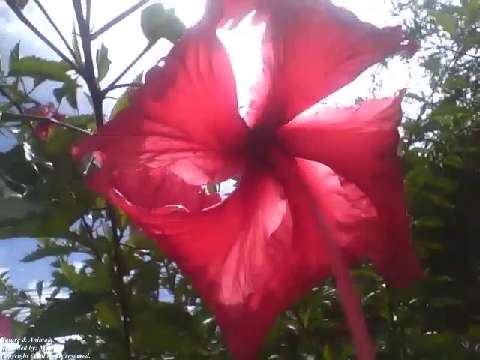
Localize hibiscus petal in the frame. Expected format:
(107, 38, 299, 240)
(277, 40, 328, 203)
(87, 165, 220, 213)
(206, 0, 261, 26)
(219, 0, 256, 21)
(117, 168, 295, 359)
(0, 314, 12, 338)
(279, 96, 422, 286)
(73, 24, 247, 186)
(247, 0, 413, 125)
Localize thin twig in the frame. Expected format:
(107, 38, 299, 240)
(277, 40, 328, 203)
(5, 0, 77, 70)
(80, 216, 102, 260)
(19, 78, 28, 94)
(91, 0, 150, 39)
(2, 113, 91, 134)
(40, 116, 91, 134)
(103, 43, 153, 95)
(32, 0, 77, 61)
(104, 82, 142, 92)
(0, 86, 23, 113)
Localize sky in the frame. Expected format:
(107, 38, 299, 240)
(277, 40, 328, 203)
(0, 0, 427, 295)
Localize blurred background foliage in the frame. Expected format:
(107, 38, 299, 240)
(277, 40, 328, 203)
(0, 0, 479, 359)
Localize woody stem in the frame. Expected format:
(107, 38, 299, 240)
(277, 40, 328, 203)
(72, 1, 134, 359)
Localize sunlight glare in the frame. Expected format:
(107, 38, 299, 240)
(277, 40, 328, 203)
(163, 0, 207, 27)
(217, 13, 266, 117)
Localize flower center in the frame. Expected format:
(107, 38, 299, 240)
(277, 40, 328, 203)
(245, 125, 278, 166)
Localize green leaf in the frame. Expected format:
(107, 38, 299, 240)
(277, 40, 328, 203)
(9, 42, 20, 70)
(432, 10, 457, 35)
(323, 345, 334, 360)
(0, 84, 36, 110)
(36, 280, 43, 299)
(9, 57, 72, 82)
(53, 78, 78, 109)
(109, 73, 142, 119)
(464, 30, 480, 49)
(60, 261, 111, 294)
(0, 145, 38, 194)
(22, 244, 79, 262)
(131, 301, 200, 354)
(466, 0, 480, 24)
(12, 0, 30, 10)
(141, 4, 186, 43)
(27, 292, 99, 338)
(423, 56, 442, 75)
(430, 297, 463, 308)
(95, 301, 121, 329)
(0, 196, 41, 221)
(109, 90, 130, 119)
(96, 44, 111, 82)
(72, 26, 83, 66)
(63, 339, 90, 356)
(414, 216, 445, 228)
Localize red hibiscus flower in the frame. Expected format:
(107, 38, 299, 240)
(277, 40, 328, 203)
(73, 1, 422, 359)
(0, 314, 12, 338)
(28, 103, 65, 141)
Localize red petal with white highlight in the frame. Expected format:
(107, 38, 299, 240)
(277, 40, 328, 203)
(247, 0, 413, 125)
(73, 24, 247, 187)
(119, 168, 294, 360)
(279, 96, 422, 286)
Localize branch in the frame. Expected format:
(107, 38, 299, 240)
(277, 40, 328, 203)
(85, 0, 92, 27)
(435, 45, 480, 59)
(1, 113, 91, 134)
(72, 2, 134, 358)
(72, 0, 103, 126)
(5, 0, 77, 70)
(91, 0, 150, 39)
(103, 82, 142, 93)
(103, 43, 153, 95)
(80, 216, 102, 260)
(32, 0, 77, 62)
(107, 206, 134, 360)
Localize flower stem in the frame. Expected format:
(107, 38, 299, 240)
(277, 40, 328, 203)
(276, 154, 376, 360)
(314, 211, 375, 360)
